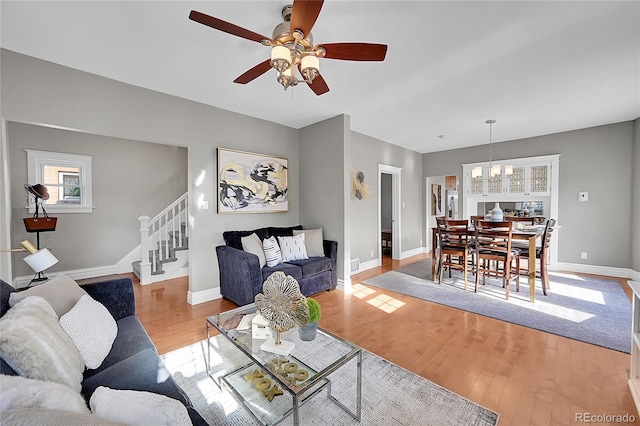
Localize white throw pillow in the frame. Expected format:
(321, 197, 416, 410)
(278, 234, 309, 262)
(241, 233, 266, 268)
(9, 273, 88, 318)
(90, 386, 191, 426)
(60, 295, 118, 370)
(0, 374, 90, 414)
(293, 228, 325, 257)
(263, 236, 283, 267)
(0, 297, 85, 392)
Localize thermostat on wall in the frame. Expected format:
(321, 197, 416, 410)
(578, 191, 588, 202)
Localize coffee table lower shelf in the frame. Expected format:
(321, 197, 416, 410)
(221, 362, 331, 426)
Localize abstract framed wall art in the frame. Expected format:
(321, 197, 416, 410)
(217, 148, 288, 213)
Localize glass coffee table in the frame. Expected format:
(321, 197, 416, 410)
(207, 303, 362, 425)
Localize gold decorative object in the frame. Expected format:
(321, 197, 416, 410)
(255, 271, 309, 355)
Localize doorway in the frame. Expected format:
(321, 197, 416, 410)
(378, 164, 402, 261)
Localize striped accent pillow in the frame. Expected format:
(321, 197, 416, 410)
(262, 236, 283, 267)
(278, 233, 309, 262)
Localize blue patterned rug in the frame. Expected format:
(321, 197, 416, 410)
(161, 335, 499, 425)
(364, 259, 631, 353)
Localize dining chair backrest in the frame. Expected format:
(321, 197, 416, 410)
(474, 220, 513, 257)
(436, 217, 470, 247)
(470, 216, 484, 226)
(541, 219, 557, 253)
(506, 217, 535, 225)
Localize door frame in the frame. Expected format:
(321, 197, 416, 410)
(378, 164, 402, 260)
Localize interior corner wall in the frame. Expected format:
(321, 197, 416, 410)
(299, 115, 350, 283)
(350, 132, 424, 264)
(0, 49, 300, 294)
(633, 118, 640, 273)
(422, 121, 635, 269)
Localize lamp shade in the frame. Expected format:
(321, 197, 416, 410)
(471, 166, 482, 179)
(301, 55, 319, 73)
(23, 248, 58, 273)
(490, 164, 501, 177)
(270, 45, 291, 72)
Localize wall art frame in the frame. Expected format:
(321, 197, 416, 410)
(217, 147, 289, 214)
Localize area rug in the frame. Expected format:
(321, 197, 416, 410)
(160, 336, 499, 426)
(363, 258, 631, 353)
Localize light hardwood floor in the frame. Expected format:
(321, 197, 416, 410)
(126, 254, 637, 425)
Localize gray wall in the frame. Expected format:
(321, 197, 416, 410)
(633, 118, 640, 272)
(7, 122, 187, 277)
(299, 115, 350, 281)
(350, 132, 424, 263)
(423, 121, 636, 268)
(1, 49, 300, 293)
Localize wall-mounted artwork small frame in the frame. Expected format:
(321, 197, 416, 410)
(217, 148, 288, 213)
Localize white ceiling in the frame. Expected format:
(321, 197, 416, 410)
(1, 1, 638, 153)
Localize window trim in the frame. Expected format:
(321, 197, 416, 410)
(26, 149, 94, 213)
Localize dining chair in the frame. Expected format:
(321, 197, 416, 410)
(435, 217, 472, 290)
(473, 220, 521, 300)
(505, 216, 536, 226)
(517, 218, 556, 295)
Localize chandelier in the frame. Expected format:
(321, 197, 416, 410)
(471, 119, 513, 179)
(268, 5, 323, 90)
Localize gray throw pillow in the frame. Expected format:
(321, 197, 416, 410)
(9, 273, 87, 318)
(241, 233, 266, 268)
(293, 228, 325, 257)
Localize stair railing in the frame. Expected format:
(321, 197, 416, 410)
(138, 192, 188, 284)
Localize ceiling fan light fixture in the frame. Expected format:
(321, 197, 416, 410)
(301, 55, 319, 83)
(270, 45, 291, 72)
(277, 65, 298, 90)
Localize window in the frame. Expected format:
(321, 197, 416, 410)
(26, 149, 93, 213)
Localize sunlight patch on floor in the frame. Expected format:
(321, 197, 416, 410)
(549, 281, 605, 304)
(549, 271, 586, 281)
(351, 283, 377, 299)
(367, 293, 406, 313)
(472, 286, 596, 323)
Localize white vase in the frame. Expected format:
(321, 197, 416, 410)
(491, 203, 504, 222)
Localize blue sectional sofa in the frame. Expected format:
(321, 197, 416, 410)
(0, 277, 207, 425)
(216, 225, 338, 306)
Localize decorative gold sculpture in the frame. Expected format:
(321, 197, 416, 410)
(255, 271, 309, 355)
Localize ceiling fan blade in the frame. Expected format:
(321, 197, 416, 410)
(307, 73, 329, 96)
(290, 0, 324, 37)
(317, 43, 388, 61)
(233, 60, 272, 84)
(189, 10, 272, 44)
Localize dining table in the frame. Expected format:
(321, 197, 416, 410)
(431, 224, 544, 302)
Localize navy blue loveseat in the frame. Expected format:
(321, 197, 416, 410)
(216, 225, 338, 306)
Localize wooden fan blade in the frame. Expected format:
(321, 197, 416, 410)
(317, 43, 388, 61)
(189, 10, 272, 44)
(290, 0, 324, 37)
(307, 73, 329, 96)
(234, 60, 272, 84)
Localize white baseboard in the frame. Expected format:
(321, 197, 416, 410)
(400, 246, 427, 260)
(555, 262, 639, 280)
(187, 286, 221, 305)
(351, 258, 380, 275)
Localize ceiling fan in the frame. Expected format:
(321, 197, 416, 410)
(189, 0, 388, 95)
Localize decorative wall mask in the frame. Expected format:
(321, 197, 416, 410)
(350, 166, 371, 200)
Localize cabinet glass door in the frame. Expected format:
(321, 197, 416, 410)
(508, 166, 526, 194)
(530, 165, 549, 193)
